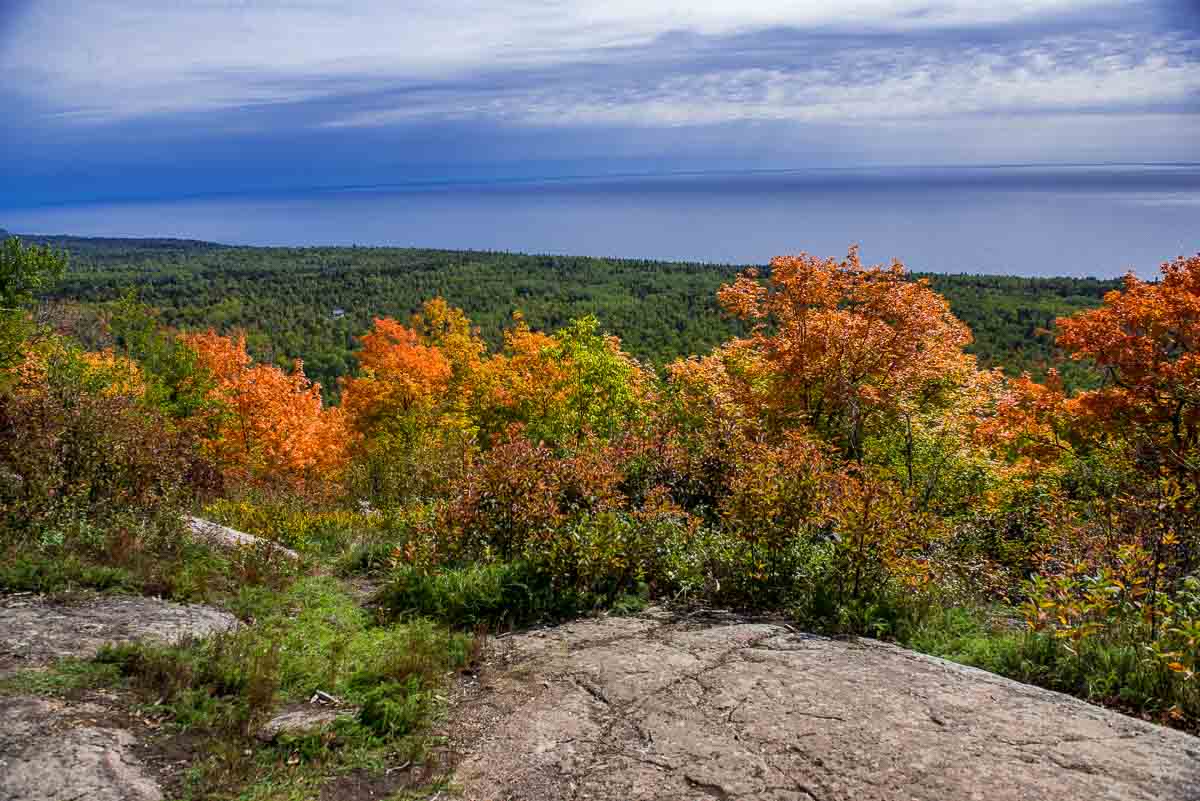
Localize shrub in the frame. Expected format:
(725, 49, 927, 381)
(0, 338, 232, 598)
(355, 678, 437, 739)
(441, 429, 625, 561)
(380, 560, 571, 629)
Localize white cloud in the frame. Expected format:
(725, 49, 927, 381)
(325, 34, 1200, 128)
(1, 0, 1140, 121)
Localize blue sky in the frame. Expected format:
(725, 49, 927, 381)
(1, 1, 1198, 208)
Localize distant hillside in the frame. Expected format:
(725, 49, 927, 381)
(23, 233, 1119, 395)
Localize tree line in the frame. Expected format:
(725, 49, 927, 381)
(31, 235, 1119, 397)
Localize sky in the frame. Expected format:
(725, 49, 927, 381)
(1, 0, 1198, 208)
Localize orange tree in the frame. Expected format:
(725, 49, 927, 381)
(649, 248, 984, 609)
(338, 311, 466, 504)
(1054, 254, 1200, 580)
(340, 316, 453, 435)
(183, 330, 348, 488)
(467, 313, 649, 450)
(716, 246, 974, 462)
(1057, 255, 1200, 476)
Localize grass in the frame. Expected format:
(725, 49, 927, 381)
(378, 559, 651, 630)
(93, 576, 475, 799)
(0, 658, 124, 697)
(336, 539, 400, 577)
(0, 552, 141, 595)
(896, 604, 1198, 732)
(0, 525, 302, 611)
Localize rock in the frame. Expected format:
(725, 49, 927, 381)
(185, 516, 300, 560)
(448, 613, 1200, 801)
(0, 593, 238, 676)
(0, 695, 162, 801)
(256, 705, 354, 742)
(0, 592, 239, 801)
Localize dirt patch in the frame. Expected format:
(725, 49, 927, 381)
(318, 763, 438, 801)
(0, 592, 237, 677)
(445, 611, 1200, 801)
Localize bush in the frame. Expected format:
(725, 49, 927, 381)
(380, 560, 574, 629)
(1, 341, 211, 528)
(203, 496, 371, 554)
(0, 338, 236, 599)
(354, 677, 437, 739)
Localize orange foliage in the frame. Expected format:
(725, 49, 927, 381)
(80, 349, 147, 399)
(720, 430, 835, 548)
(340, 316, 452, 433)
(667, 341, 770, 436)
(717, 246, 974, 454)
(1057, 254, 1200, 466)
(976, 369, 1073, 467)
(828, 468, 941, 601)
(182, 330, 348, 485)
(468, 312, 566, 439)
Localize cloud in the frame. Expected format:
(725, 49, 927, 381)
(1, 0, 1197, 204)
(0, 0, 1171, 123)
(321, 31, 1200, 128)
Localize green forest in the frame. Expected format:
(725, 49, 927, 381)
(29, 234, 1119, 397)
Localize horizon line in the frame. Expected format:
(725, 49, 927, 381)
(3, 159, 1198, 212)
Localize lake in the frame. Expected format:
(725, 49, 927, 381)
(4, 164, 1198, 277)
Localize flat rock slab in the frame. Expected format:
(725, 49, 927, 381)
(0, 593, 237, 676)
(0, 695, 161, 801)
(450, 614, 1200, 801)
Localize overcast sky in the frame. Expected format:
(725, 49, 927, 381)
(1, 0, 1198, 207)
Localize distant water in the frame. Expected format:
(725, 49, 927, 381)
(4, 164, 1198, 277)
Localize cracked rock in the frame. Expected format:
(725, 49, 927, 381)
(448, 612, 1200, 801)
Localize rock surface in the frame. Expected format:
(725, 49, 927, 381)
(449, 612, 1200, 801)
(257, 704, 354, 742)
(0, 592, 238, 677)
(186, 516, 299, 560)
(0, 593, 238, 801)
(0, 696, 162, 801)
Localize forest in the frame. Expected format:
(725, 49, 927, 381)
(2, 233, 1197, 797)
(30, 234, 1119, 396)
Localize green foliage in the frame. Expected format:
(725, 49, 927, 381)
(900, 603, 1199, 731)
(355, 677, 437, 739)
(921, 272, 1115, 389)
(106, 292, 217, 419)
(0, 658, 123, 697)
(96, 577, 473, 797)
(381, 560, 577, 629)
(0, 554, 137, 594)
(101, 577, 471, 724)
(36, 236, 1114, 398)
(0, 236, 67, 371)
(542, 314, 646, 444)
